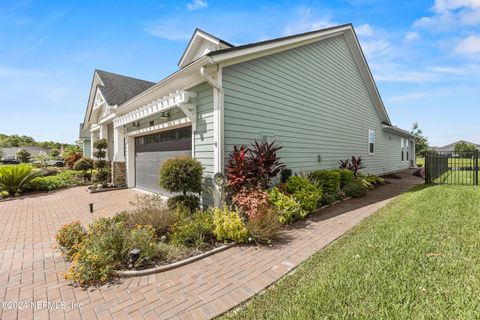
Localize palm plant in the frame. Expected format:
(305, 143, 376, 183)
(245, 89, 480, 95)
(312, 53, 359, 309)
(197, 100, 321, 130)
(0, 164, 41, 195)
(63, 145, 82, 168)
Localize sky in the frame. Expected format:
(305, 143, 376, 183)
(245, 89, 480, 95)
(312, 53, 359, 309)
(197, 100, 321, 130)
(0, 0, 479, 147)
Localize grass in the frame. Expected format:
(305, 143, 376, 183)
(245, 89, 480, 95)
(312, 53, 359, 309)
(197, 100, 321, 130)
(433, 170, 476, 185)
(221, 185, 480, 319)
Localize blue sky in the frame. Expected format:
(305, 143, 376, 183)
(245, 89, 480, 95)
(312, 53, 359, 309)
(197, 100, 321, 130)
(1, 0, 479, 146)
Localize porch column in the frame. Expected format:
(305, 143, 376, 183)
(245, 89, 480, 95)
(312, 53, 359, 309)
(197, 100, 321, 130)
(111, 127, 127, 187)
(90, 131, 98, 159)
(126, 135, 135, 188)
(99, 124, 109, 160)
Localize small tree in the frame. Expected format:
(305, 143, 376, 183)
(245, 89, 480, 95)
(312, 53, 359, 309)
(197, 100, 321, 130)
(35, 154, 49, 169)
(92, 139, 110, 185)
(16, 149, 31, 163)
(159, 157, 203, 196)
(63, 145, 82, 168)
(49, 148, 60, 159)
(73, 157, 94, 182)
(411, 122, 428, 158)
(454, 141, 477, 157)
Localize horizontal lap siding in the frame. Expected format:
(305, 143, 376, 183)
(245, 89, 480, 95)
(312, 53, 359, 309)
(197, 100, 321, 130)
(190, 82, 214, 176)
(223, 34, 409, 175)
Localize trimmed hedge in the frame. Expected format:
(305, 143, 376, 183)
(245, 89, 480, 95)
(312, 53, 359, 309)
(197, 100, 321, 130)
(286, 176, 322, 213)
(333, 169, 354, 188)
(309, 170, 341, 196)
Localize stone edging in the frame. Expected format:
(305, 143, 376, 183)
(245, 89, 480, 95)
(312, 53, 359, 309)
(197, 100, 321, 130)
(113, 243, 236, 278)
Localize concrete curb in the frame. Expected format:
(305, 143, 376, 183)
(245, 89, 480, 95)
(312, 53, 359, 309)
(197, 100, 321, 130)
(113, 243, 236, 278)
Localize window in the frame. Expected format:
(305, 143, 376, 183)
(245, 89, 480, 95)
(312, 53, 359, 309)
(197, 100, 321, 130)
(368, 130, 375, 155)
(407, 151, 409, 161)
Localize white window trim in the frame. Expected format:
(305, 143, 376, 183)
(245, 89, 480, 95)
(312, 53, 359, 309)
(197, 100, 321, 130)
(368, 129, 375, 155)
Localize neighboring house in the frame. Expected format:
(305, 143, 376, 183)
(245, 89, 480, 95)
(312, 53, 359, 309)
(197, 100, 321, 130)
(1, 147, 50, 160)
(431, 140, 480, 153)
(79, 24, 416, 204)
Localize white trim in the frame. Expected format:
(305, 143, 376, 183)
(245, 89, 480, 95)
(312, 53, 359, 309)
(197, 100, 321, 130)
(113, 90, 197, 128)
(98, 112, 117, 124)
(89, 124, 100, 133)
(368, 129, 375, 156)
(126, 117, 191, 137)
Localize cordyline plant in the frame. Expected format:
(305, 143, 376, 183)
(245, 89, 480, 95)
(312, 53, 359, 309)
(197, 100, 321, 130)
(225, 141, 285, 192)
(338, 156, 365, 177)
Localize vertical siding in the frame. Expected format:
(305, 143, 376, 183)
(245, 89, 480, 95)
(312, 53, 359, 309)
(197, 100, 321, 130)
(223, 34, 409, 175)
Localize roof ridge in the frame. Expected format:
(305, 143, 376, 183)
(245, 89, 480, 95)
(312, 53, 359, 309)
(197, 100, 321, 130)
(95, 69, 156, 84)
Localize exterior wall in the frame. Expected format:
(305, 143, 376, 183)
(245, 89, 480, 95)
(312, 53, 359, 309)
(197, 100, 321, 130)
(222, 34, 409, 175)
(82, 139, 91, 157)
(190, 81, 214, 176)
(189, 81, 215, 206)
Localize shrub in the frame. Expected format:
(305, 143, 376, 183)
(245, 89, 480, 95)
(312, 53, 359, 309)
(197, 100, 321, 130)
(159, 157, 203, 196)
(93, 168, 111, 185)
(280, 168, 292, 183)
(344, 180, 368, 198)
(126, 225, 158, 268)
(29, 170, 83, 191)
(73, 157, 94, 182)
(39, 168, 60, 177)
(225, 145, 255, 192)
(127, 195, 177, 236)
(309, 170, 341, 196)
(212, 206, 249, 244)
(338, 156, 365, 177)
(65, 218, 128, 286)
(225, 141, 285, 191)
(167, 195, 200, 212)
(333, 169, 354, 188)
(246, 205, 282, 244)
(16, 149, 31, 163)
(232, 187, 270, 219)
(250, 141, 286, 188)
(0, 164, 41, 195)
(0, 190, 9, 198)
(417, 162, 424, 168)
(268, 187, 307, 224)
(170, 210, 215, 249)
(55, 221, 86, 260)
(286, 176, 322, 213)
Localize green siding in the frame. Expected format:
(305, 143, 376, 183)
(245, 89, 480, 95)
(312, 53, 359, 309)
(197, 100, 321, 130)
(223, 34, 409, 175)
(190, 82, 214, 176)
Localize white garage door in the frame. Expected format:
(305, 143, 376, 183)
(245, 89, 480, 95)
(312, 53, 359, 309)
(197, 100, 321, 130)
(135, 127, 192, 194)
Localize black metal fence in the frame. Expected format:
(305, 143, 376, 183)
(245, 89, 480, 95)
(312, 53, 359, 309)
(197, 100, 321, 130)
(425, 150, 479, 185)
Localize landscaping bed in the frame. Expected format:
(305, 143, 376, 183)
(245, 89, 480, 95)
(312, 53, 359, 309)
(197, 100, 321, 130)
(221, 184, 480, 319)
(55, 140, 386, 287)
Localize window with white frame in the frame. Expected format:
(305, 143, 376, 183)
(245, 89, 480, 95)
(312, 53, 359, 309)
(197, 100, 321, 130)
(368, 130, 375, 155)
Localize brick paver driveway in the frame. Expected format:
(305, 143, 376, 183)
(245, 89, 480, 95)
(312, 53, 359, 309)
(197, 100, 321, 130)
(0, 170, 422, 319)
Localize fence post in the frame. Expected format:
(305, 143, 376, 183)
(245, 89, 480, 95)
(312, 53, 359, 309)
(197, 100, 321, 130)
(476, 150, 479, 186)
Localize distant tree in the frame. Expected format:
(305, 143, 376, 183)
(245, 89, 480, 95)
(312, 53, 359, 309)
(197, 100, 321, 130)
(454, 141, 477, 157)
(49, 148, 60, 158)
(16, 149, 31, 163)
(411, 122, 429, 158)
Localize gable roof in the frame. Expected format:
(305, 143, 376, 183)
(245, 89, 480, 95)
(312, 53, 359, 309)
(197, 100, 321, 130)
(114, 24, 397, 130)
(95, 70, 156, 106)
(433, 140, 480, 152)
(178, 28, 233, 68)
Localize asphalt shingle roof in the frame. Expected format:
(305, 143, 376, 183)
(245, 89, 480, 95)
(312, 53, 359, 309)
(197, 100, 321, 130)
(95, 70, 156, 106)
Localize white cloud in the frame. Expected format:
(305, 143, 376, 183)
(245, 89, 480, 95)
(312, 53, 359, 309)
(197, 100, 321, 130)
(404, 31, 420, 43)
(454, 34, 480, 55)
(187, 0, 207, 11)
(283, 8, 336, 36)
(360, 39, 391, 58)
(355, 24, 374, 36)
(144, 21, 192, 40)
(414, 0, 480, 30)
(389, 92, 430, 102)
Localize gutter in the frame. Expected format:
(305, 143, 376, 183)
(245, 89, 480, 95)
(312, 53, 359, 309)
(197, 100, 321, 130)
(382, 124, 415, 139)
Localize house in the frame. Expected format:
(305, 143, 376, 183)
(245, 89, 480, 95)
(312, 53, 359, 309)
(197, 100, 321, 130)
(1, 147, 50, 160)
(431, 140, 480, 153)
(79, 24, 416, 205)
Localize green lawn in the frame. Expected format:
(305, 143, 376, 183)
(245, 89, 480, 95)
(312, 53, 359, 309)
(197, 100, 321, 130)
(221, 185, 480, 319)
(433, 170, 476, 185)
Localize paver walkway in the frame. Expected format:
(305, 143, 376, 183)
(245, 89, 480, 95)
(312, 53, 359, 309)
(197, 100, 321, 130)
(0, 170, 422, 319)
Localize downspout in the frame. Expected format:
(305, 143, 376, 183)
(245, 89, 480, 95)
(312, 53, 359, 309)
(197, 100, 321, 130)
(200, 66, 224, 206)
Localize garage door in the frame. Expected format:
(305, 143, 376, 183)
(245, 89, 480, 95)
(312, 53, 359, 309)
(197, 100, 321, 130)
(135, 126, 192, 194)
